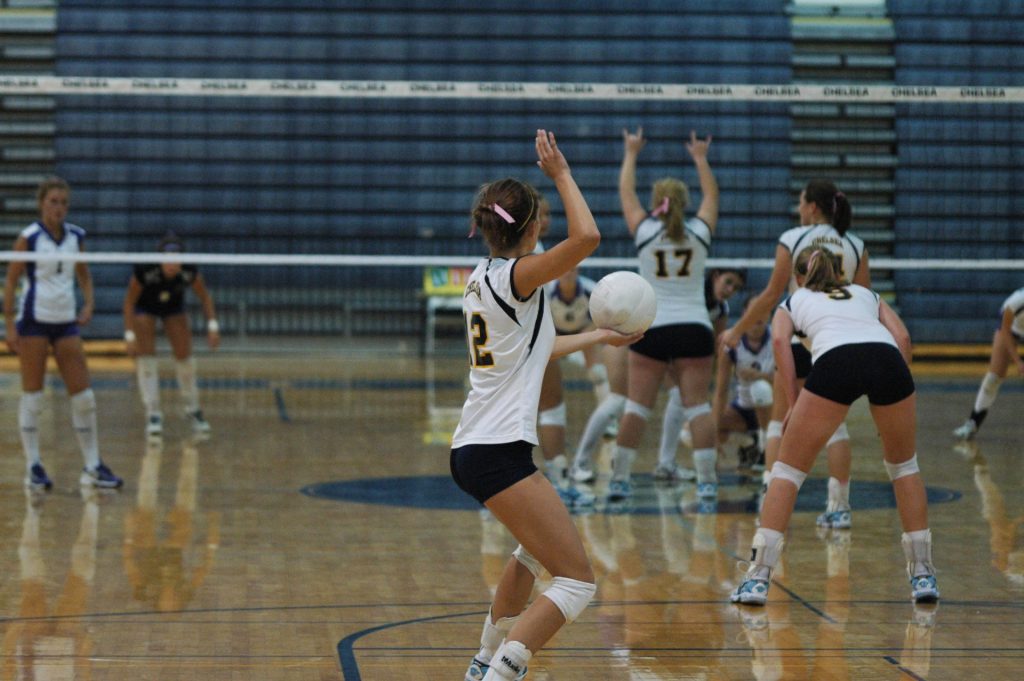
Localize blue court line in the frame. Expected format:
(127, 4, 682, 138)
(337, 610, 485, 681)
(273, 385, 291, 422)
(883, 655, 929, 680)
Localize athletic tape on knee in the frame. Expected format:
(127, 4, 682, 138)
(512, 544, 544, 578)
(766, 420, 784, 441)
(542, 576, 596, 623)
(681, 402, 712, 422)
(884, 454, 920, 481)
(538, 402, 567, 428)
(624, 399, 651, 420)
(826, 422, 849, 446)
(770, 461, 807, 490)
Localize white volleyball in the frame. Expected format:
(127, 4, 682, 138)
(588, 271, 657, 334)
(749, 379, 774, 407)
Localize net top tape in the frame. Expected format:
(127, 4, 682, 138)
(1, 76, 1021, 103)
(1, 251, 1020, 270)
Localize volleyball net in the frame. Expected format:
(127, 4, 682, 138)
(0, 76, 1021, 348)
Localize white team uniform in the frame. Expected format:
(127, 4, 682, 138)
(452, 257, 556, 448)
(729, 330, 776, 409)
(1001, 287, 1024, 339)
(16, 221, 85, 324)
(635, 216, 712, 329)
(546, 275, 596, 335)
(782, 284, 897, 363)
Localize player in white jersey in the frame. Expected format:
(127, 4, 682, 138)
(953, 286, 1024, 439)
(722, 179, 870, 528)
(713, 297, 774, 472)
(3, 176, 123, 491)
(605, 127, 720, 501)
(452, 131, 639, 681)
(731, 247, 939, 607)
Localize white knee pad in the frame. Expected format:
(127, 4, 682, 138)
(765, 420, 784, 441)
(624, 399, 651, 421)
(681, 402, 711, 423)
(826, 422, 849, 446)
(884, 454, 920, 481)
(538, 402, 566, 428)
(770, 461, 807, 490)
(512, 544, 544, 578)
(542, 576, 596, 623)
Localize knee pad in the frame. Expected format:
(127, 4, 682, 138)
(681, 402, 711, 423)
(624, 399, 651, 421)
(512, 544, 544, 579)
(542, 576, 596, 623)
(70, 388, 96, 417)
(765, 420, 784, 441)
(538, 402, 566, 428)
(826, 422, 849, 447)
(770, 461, 807, 490)
(884, 454, 920, 481)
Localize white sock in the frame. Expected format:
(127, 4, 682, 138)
(749, 528, 785, 581)
(19, 391, 44, 468)
(574, 393, 624, 468)
(901, 529, 934, 577)
(476, 612, 519, 665)
(826, 476, 851, 513)
(658, 389, 685, 469)
(611, 445, 636, 481)
(175, 357, 200, 412)
(482, 640, 532, 680)
(70, 389, 101, 469)
(974, 371, 1002, 413)
(136, 355, 161, 415)
(693, 448, 717, 484)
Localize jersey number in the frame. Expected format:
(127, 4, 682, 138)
(466, 313, 494, 367)
(654, 248, 693, 278)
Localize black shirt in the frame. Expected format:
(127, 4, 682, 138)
(133, 264, 198, 315)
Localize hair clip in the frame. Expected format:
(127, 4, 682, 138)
(492, 203, 516, 224)
(652, 197, 670, 216)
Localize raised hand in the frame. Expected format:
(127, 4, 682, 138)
(535, 129, 570, 180)
(622, 126, 646, 156)
(685, 130, 712, 161)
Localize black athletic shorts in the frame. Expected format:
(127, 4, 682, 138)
(791, 342, 813, 379)
(803, 343, 915, 406)
(630, 323, 715, 362)
(450, 440, 538, 505)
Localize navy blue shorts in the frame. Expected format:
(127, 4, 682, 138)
(804, 343, 915, 406)
(630, 323, 714, 362)
(450, 440, 538, 505)
(729, 400, 761, 431)
(16, 317, 79, 343)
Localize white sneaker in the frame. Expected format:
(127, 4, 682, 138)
(146, 412, 163, 436)
(652, 462, 696, 482)
(570, 459, 596, 484)
(952, 419, 977, 440)
(187, 409, 212, 434)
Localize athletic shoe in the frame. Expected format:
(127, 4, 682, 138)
(187, 409, 212, 433)
(816, 509, 852, 530)
(607, 478, 632, 501)
(737, 443, 760, 472)
(557, 484, 595, 509)
(80, 462, 124, 489)
(25, 463, 53, 492)
(652, 462, 696, 483)
(909, 574, 939, 603)
(752, 449, 766, 472)
(730, 577, 770, 605)
(464, 656, 526, 681)
(952, 419, 977, 440)
(696, 481, 718, 498)
(146, 412, 163, 436)
(570, 460, 596, 484)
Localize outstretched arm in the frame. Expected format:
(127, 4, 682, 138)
(721, 245, 792, 348)
(687, 131, 718, 232)
(770, 309, 799, 409)
(551, 327, 642, 360)
(619, 127, 648, 234)
(879, 298, 912, 365)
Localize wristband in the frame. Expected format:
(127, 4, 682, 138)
(207, 319, 220, 334)
(124, 330, 136, 343)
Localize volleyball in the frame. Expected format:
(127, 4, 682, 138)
(750, 379, 774, 407)
(588, 271, 657, 334)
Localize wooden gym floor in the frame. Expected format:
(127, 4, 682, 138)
(0, 338, 1021, 680)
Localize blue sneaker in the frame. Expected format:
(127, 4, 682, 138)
(816, 509, 852, 529)
(730, 577, 770, 605)
(80, 462, 123, 489)
(697, 481, 718, 498)
(558, 484, 595, 509)
(607, 478, 632, 501)
(25, 463, 53, 491)
(910, 574, 939, 603)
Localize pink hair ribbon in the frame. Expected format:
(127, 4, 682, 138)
(492, 203, 516, 224)
(807, 250, 821, 274)
(652, 197, 670, 216)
